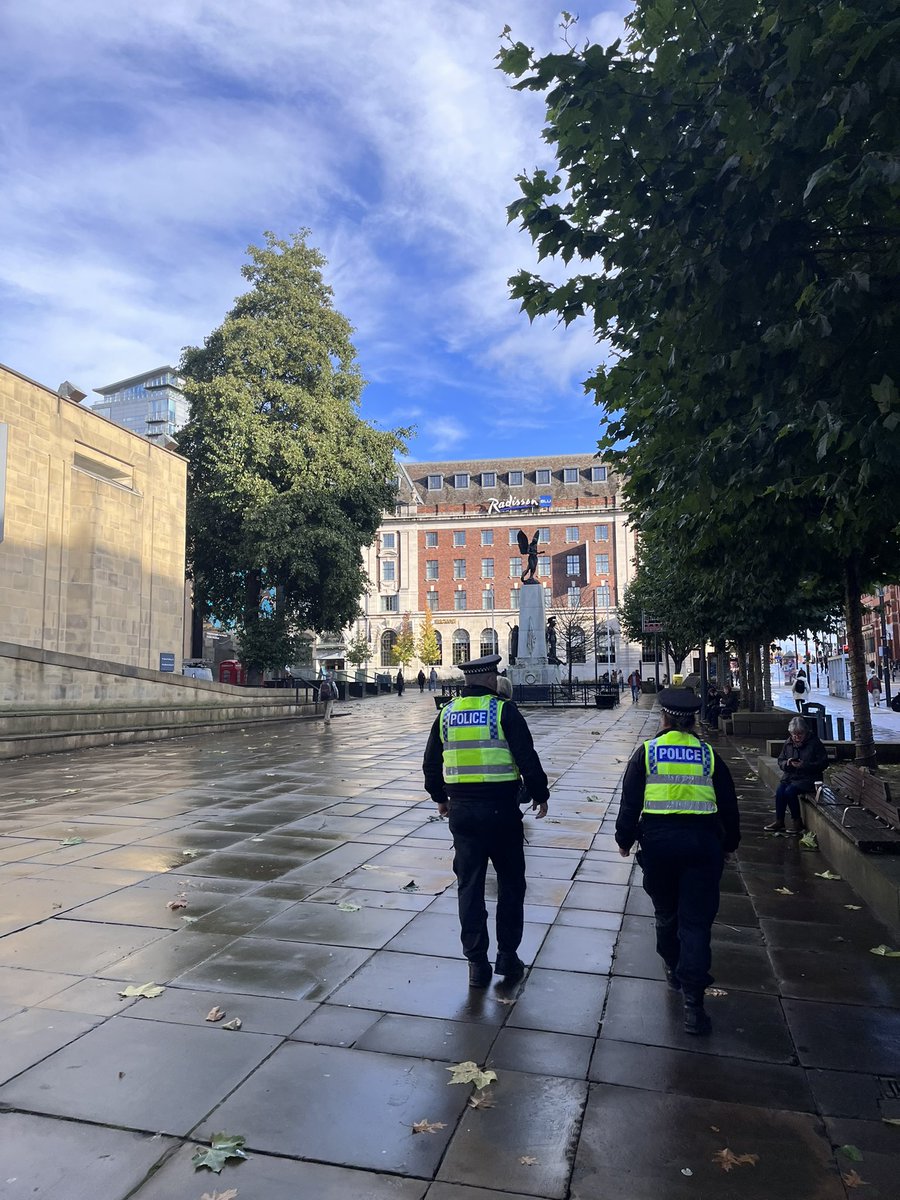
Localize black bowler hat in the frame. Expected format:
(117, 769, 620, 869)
(458, 654, 502, 676)
(658, 686, 702, 715)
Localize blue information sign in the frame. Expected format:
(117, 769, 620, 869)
(159, 653, 176, 672)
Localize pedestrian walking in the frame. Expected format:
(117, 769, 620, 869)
(428, 666, 438, 691)
(422, 654, 549, 988)
(766, 716, 828, 834)
(616, 687, 740, 1036)
(791, 670, 809, 712)
(395, 669, 405, 697)
(319, 676, 337, 725)
(628, 669, 641, 703)
(867, 670, 882, 707)
(417, 669, 426, 693)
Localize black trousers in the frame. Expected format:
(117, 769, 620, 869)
(638, 821, 724, 998)
(447, 799, 526, 961)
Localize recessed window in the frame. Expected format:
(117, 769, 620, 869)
(538, 528, 550, 543)
(594, 525, 609, 542)
(595, 553, 610, 575)
(382, 560, 396, 582)
(508, 529, 519, 545)
(454, 472, 469, 488)
(566, 554, 581, 576)
(565, 526, 579, 543)
(427, 591, 439, 611)
(511, 589, 520, 611)
(481, 529, 493, 546)
(538, 555, 551, 577)
(453, 559, 466, 580)
(454, 591, 467, 611)
(482, 471, 496, 487)
(509, 470, 524, 487)
(509, 557, 520, 578)
(482, 589, 495, 611)
(536, 468, 551, 485)
(425, 531, 438, 548)
(426, 560, 439, 580)
(453, 530, 466, 547)
(482, 558, 494, 578)
(427, 474, 443, 490)
(591, 466, 607, 482)
(568, 586, 581, 608)
(382, 532, 396, 549)
(381, 595, 399, 612)
(73, 444, 135, 490)
(597, 584, 611, 607)
(563, 467, 579, 484)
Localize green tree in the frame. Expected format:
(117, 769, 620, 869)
(501, 1, 900, 762)
(392, 614, 416, 668)
(177, 231, 407, 684)
(345, 633, 372, 671)
(416, 607, 442, 666)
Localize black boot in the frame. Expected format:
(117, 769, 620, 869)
(468, 958, 492, 988)
(683, 992, 711, 1036)
(664, 966, 681, 991)
(495, 952, 525, 983)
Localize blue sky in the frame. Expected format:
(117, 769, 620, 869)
(1, 1, 630, 460)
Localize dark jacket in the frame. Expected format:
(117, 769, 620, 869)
(616, 734, 741, 854)
(777, 733, 828, 790)
(423, 685, 549, 807)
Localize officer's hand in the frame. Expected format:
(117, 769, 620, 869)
(437, 801, 449, 817)
(531, 801, 548, 819)
(618, 845, 631, 857)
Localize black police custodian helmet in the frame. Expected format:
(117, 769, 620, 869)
(658, 687, 702, 717)
(458, 654, 502, 677)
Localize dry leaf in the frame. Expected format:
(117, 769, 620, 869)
(206, 1006, 226, 1023)
(411, 1119, 446, 1134)
(681, 1168, 693, 1176)
(705, 987, 728, 997)
(118, 982, 165, 999)
(59, 836, 85, 847)
(775, 887, 794, 895)
(712, 1149, 759, 1172)
(166, 896, 188, 910)
(842, 1169, 868, 1188)
(870, 944, 900, 957)
(468, 1090, 496, 1109)
(882, 1117, 900, 1127)
(201, 1190, 238, 1200)
(839, 1145, 864, 1162)
(815, 870, 842, 880)
(845, 905, 862, 911)
(494, 995, 516, 1006)
(182, 849, 202, 858)
(402, 880, 419, 891)
(520, 1156, 539, 1166)
(337, 902, 361, 912)
(710, 1126, 720, 1132)
(222, 1018, 242, 1031)
(447, 1061, 498, 1089)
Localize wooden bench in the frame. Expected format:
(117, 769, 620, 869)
(822, 763, 900, 831)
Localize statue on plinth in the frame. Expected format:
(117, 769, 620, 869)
(517, 529, 540, 583)
(546, 616, 562, 665)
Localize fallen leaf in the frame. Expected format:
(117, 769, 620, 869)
(118, 983, 165, 999)
(745, 774, 758, 781)
(710, 1126, 720, 1132)
(585, 794, 602, 803)
(59, 836, 85, 847)
(206, 1006, 227, 1023)
(712, 1148, 759, 1172)
(182, 849, 202, 858)
(446, 1061, 498, 1090)
(842, 1169, 868, 1188)
(845, 905, 862, 911)
(118, 1071, 125, 1079)
(402, 880, 419, 891)
(775, 887, 794, 895)
(799, 831, 819, 850)
(337, 902, 361, 912)
(411, 1119, 446, 1134)
(181, 915, 198, 924)
(221, 1018, 242, 1031)
(815, 870, 842, 880)
(882, 1117, 900, 1127)
(468, 1090, 496, 1109)
(192, 1132, 248, 1173)
(681, 1167, 693, 1176)
(166, 896, 188, 910)
(201, 1190, 238, 1200)
(870, 945, 900, 957)
(520, 1156, 539, 1166)
(839, 1145, 864, 1162)
(705, 987, 728, 997)
(494, 995, 516, 1006)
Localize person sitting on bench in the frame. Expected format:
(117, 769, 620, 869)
(766, 716, 828, 834)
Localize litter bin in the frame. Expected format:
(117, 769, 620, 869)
(799, 700, 830, 740)
(376, 673, 392, 693)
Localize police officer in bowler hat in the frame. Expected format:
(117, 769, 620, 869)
(423, 654, 549, 987)
(616, 686, 740, 1035)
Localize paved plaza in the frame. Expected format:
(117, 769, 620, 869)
(1, 693, 899, 1199)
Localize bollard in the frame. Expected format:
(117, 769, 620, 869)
(835, 716, 846, 741)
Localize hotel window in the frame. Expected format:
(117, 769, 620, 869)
(381, 595, 399, 612)
(382, 560, 396, 582)
(382, 532, 396, 549)
(381, 630, 397, 665)
(565, 526, 579, 542)
(509, 470, 524, 487)
(427, 474, 443, 490)
(508, 528, 519, 545)
(482, 589, 495, 611)
(568, 586, 581, 608)
(454, 590, 467, 611)
(481, 628, 498, 656)
(453, 629, 470, 663)
(535, 468, 551, 484)
(481, 529, 493, 546)
(566, 554, 581, 576)
(538, 555, 551, 577)
(538, 528, 550, 543)
(597, 584, 611, 607)
(594, 525, 609, 542)
(595, 553, 610, 575)
(454, 472, 469, 488)
(453, 530, 466, 547)
(425, 531, 438, 547)
(591, 466, 607, 482)
(482, 558, 494, 578)
(426, 591, 439, 612)
(426, 560, 439, 580)
(511, 589, 520, 610)
(482, 471, 496, 487)
(563, 467, 580, 483)
(509, 557, 520, 578)
(453, 559, 466, 580)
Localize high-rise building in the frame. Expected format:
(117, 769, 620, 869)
(92, 367, 188, 441)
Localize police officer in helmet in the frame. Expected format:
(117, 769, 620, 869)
(616, 686, 740, 1035)
(423, 654, 549, 988)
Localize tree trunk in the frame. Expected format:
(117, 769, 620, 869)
(244, 569, 263, 687)
(762, 638, 773, 710)
(190, 596, 204, 659)
(714, 638, 727, 689)
(844, 557, 877, 768)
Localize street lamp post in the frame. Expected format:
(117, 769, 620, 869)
(877, 589, 893, 707)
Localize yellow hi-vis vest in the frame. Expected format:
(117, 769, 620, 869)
(642, 730, 717, 815)
(440, 695, 520, 784)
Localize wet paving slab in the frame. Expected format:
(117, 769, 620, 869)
(0, 696, 897, 1197)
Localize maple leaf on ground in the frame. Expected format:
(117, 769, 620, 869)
(842, 1169, 868, 1188)
(411, 1119, 447, 1134)
(870, 945, 900, 957)
(221, 1018, 242, 1031)
(446, 1061, 498, 1089)
(468, 1090, 496, 1109)
(520, 1156, 539, 1166)
(839, 1145, 864, 1162)
(192, 1133, 248, 1173)
(712, 1149, 759, 1172)
(201, 1191, 238, 1200)
(337, 901, 361, 911)
(705, 987, 728, 997)
(815, 870, 842, 880)
(59, 837, 85, 847)
(206, 1006, 226, 1022)
(775, 887, 794, 895)
(118, 983, 165, 999)
(167, 896, 188, 910)
(845, 905, 862, 911)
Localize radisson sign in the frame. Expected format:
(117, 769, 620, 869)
(484, 494, 552, 515)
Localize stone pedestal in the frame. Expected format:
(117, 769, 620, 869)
(509, 582, 561, 687)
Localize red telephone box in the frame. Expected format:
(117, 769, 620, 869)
(219, 660, 246, 685)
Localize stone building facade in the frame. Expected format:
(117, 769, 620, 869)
(0, 364, 188, 674)
(337, 454, 640, 678)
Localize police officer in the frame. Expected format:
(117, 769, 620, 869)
(423, 654, 549, 987)
(616, 687, 740, 1035)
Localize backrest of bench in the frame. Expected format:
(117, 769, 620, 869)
(827, 764, 899, 830)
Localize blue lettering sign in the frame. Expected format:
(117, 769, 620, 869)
(656, 745, 703, 764)
(447, 710, 488, 727)
(539, 494, 552, 508)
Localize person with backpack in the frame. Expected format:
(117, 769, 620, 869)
(791, 670, 808, 712)
(319, 676, 337, 725)
(867, 670, 882, 708)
